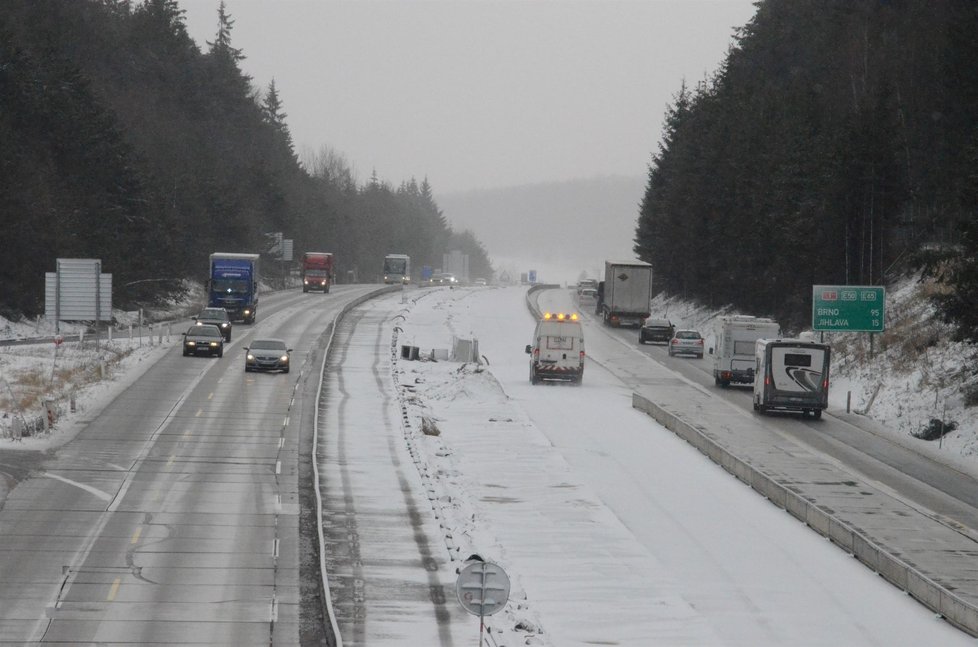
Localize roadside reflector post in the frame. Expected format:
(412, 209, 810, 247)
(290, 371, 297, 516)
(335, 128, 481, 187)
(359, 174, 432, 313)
(846, 391, 851, 414)
(43, 399, 56, 432)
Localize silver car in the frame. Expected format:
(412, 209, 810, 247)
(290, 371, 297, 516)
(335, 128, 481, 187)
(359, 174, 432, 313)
(244, 338, 292, 373)
(668, 329, 705, 358)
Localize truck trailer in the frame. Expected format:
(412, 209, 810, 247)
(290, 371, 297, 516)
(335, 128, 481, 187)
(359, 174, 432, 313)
(208, 253, 260, 324)
(599, 260, 653, 327)
(711, 315, 780, 386)
(302, 252, 334, 293)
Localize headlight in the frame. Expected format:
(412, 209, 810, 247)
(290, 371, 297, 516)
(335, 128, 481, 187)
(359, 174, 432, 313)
(247, 354, 255, 361)
(186, 341, 196, 347)
(209, 342, 218, 347)
(280, 355, 289, 362)
(221, 323, 229, 328)
(195, 321, 202, 326)
(244, 310, 251, 315)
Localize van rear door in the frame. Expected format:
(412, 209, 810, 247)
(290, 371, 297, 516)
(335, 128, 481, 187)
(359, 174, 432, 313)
(769, 345, 829, 397)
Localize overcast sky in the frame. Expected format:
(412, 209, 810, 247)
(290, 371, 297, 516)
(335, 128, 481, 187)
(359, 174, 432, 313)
(179, 0, 758, 194)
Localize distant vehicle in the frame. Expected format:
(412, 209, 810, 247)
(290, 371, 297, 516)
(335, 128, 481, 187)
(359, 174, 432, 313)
(579, 287, 598, 302)
(576, 278, 598, 295)
(668, 329, 705, 358)
(193, 307, 232, 341)
(639, 318, 674, 344)
(431, 272, 457, 285)
(600, 261, 653, 327)
(525, 312, 585, 385)
(753, 338, 830, 419)
(183, 324, 224, 357)
(302, 252, 334, 293)
(712, 315, 781, 387)
(208, 252, 259, 324)
(473, 277, 488, 286)
(383, 254, 411, 284)
(244, 338, 292, 373)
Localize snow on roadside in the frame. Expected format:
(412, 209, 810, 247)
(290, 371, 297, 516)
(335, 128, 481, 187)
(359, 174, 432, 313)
(392, 287, 718, 646)
(0, 288, 199, 448)
(0, 335, 174, 449)
(643, 273, 978, 462)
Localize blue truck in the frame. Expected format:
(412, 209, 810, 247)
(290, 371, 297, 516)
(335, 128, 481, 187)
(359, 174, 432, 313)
(208, 253, 260, 324)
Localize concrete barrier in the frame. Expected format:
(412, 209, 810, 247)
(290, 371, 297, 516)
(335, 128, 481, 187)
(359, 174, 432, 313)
(632, 391, 978, 637)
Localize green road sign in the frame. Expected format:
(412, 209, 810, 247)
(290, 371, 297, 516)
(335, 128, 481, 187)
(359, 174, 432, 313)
(812, 285, 885, 332)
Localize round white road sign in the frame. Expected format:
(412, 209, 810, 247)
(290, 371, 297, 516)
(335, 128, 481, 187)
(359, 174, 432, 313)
(455, 560, 511, 617)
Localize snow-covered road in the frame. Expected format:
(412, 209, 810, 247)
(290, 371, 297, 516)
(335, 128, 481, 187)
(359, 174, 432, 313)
(357, 284, 969, 645)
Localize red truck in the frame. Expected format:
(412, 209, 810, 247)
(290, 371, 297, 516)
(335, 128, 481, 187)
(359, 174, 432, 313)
(302, 252, 334, 293)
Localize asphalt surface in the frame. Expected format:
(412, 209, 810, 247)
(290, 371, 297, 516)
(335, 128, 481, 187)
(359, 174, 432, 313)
(315, 296, 469, 646)
(599, 310, 978, 539)
(0, 286, 383, 645)
(538, 287, 978, 635)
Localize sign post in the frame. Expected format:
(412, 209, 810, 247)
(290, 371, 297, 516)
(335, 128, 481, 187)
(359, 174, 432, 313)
(812, 285, 885, 333)
(456, 558, 511, 646)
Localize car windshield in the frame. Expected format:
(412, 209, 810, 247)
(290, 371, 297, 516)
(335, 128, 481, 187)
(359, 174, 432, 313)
(252, 340, 287, 351)
(199, 309, 226, 320)
(212, 279, 250, 294)
(676, 331, 701, 339)
(384, 259, 407, 274)
(646, 320, 671, 327)
(190, 326, 222, 337)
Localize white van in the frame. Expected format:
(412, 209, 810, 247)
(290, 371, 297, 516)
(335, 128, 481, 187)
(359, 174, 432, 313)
(711, 315, 781, 387)
(753, 338, 830, 419)
(525, 312, 585, 385)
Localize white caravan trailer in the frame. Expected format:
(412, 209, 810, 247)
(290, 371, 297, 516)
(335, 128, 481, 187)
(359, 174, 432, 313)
(711, 315, 780, 387)
(753, 338, 830, 419)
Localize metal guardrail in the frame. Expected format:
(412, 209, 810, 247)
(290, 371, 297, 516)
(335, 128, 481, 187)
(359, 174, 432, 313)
(524, 283, 561, 319)
(312, 285, 400, 647)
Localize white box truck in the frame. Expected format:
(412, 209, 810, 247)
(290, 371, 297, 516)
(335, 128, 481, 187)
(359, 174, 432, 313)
(753, 338, 830, 419)
(599, 260, 652, 327)
(711, 315, 780, 387)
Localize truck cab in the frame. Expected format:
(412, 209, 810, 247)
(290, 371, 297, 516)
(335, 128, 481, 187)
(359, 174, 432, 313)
(525, 312, 585, 385)
(208, 253, 260, 324)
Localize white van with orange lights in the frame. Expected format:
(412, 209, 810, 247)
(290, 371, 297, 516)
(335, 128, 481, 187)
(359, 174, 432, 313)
(525, 312, 585, 385)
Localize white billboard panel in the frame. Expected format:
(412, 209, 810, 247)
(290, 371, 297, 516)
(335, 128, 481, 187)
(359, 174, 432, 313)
(44, 259, 112, 321)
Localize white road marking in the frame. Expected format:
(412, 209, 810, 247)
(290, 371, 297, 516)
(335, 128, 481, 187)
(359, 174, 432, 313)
(41, 473, 112, 502)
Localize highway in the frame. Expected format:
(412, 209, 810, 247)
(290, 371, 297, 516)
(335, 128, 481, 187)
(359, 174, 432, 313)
(539, 289, 978, 540)
(0, 286, 384, 645)
(3, 283, 976, 644)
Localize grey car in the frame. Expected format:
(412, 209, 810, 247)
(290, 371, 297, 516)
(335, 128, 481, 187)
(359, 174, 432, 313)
(244, 338, 292, 373)
(183, 324, 224, 357)
(668, 329, 705, 358)
(194, 307, 232, 341)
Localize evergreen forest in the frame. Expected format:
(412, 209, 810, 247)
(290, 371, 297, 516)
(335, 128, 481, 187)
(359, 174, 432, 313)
(0, 0, 491, 317)
(634, 0, 978, 338)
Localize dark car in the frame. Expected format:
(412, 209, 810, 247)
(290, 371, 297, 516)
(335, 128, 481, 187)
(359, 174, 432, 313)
(244, 338, 292, 373)
(669, 329, 705, 358)
(194, 307, 232, 341)
(639, 318, 675, 344)
(183, 324, 224, 357)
